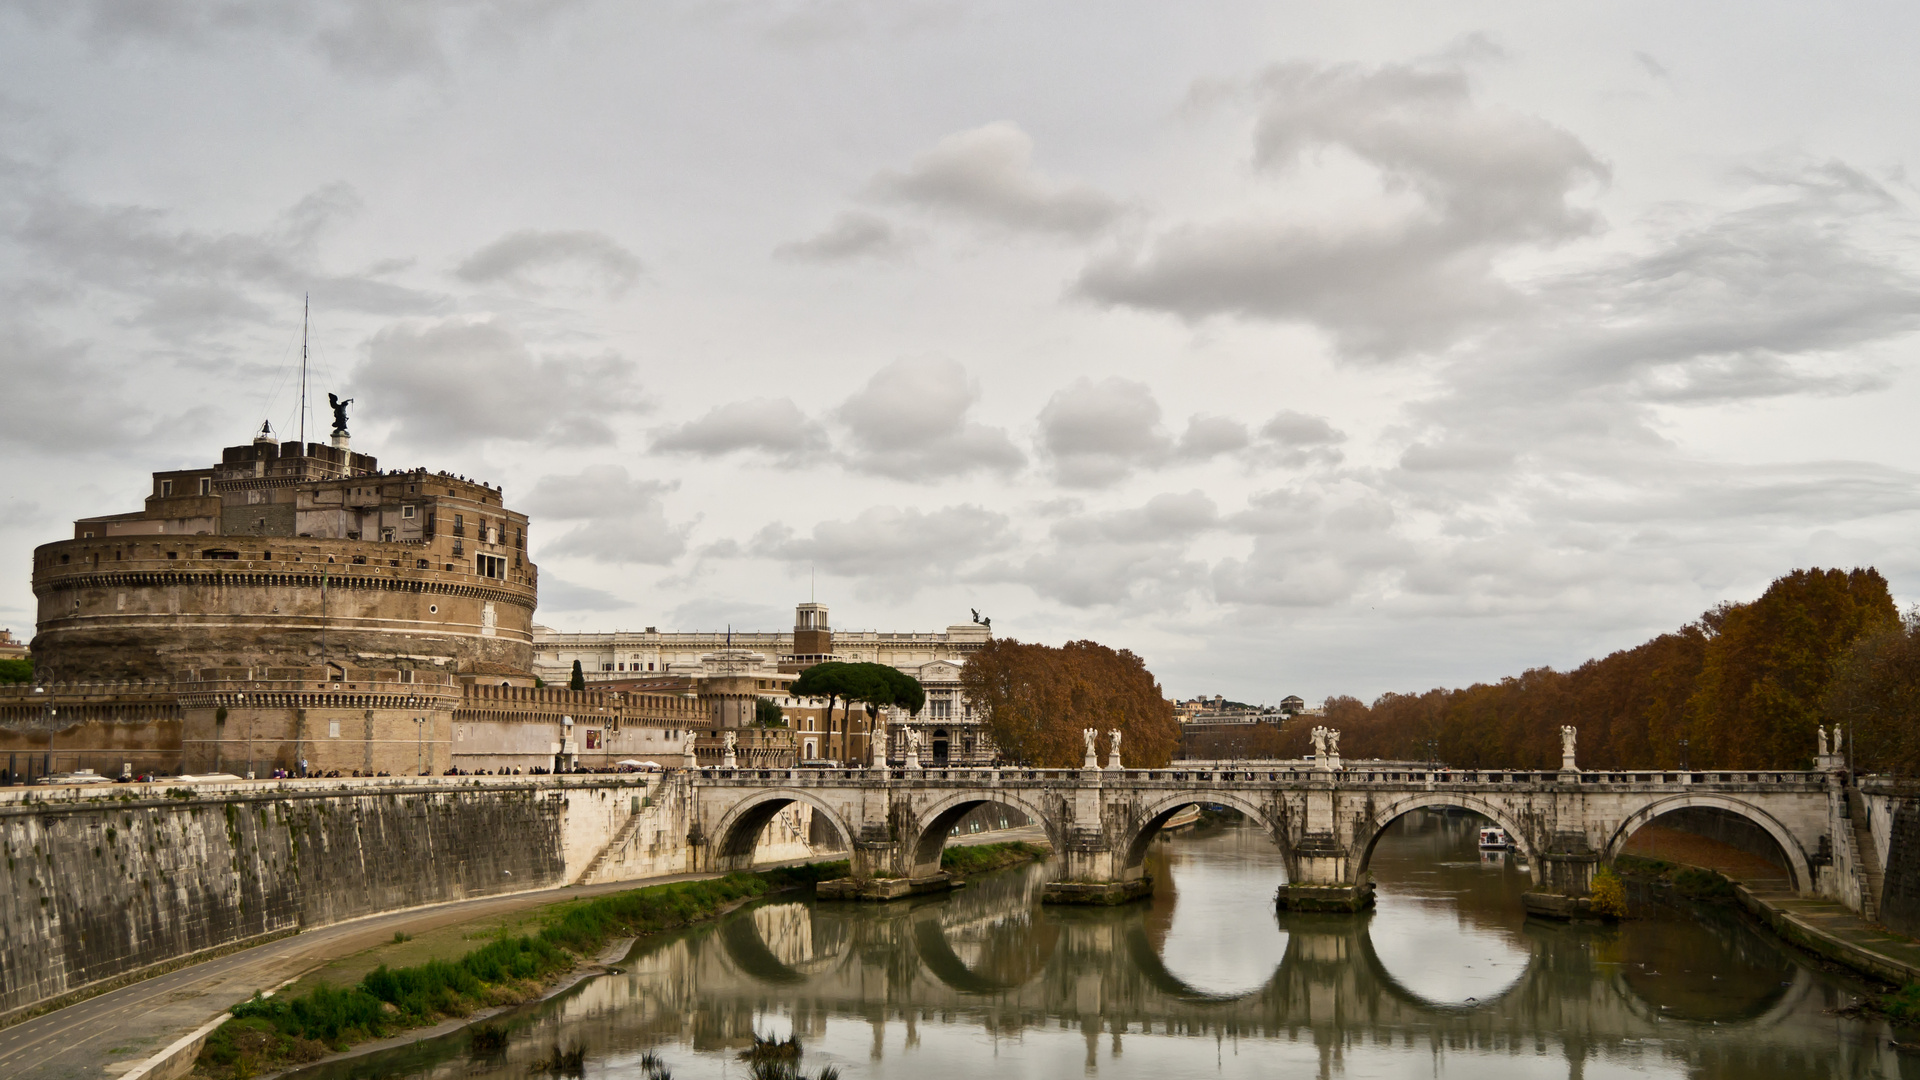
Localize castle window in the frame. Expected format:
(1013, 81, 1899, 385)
(161, 480, 173, 497)
(402, 505, 415, 519)
(198, 478, 210, 496)
(380, 528, 395, 542)
(417, 558, 428, 568)
(476, 553, 505, 578)
(453, 540, 463, 555)
(453, 514, 465, 537)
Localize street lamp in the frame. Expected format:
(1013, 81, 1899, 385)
(1679, 738, 1690, 771)
(44, 704, 56, 780)
(414, 716, 426, 775)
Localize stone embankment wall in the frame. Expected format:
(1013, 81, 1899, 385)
(0, 774, 693, 1021)
(1861, 782, 1920, 936)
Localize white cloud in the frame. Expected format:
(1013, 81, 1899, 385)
(1078, 58, 1607, 358)
(834, 356, 1023, 479)
(523, 464, 688, 565)
(872, 122, 1124, 238)
(775, 211, 914, 262)
(456, 229, 641, 295)
(649, 397, 830, 466)
(351, 319, 646, 447)
(751, 503, 1017, 591)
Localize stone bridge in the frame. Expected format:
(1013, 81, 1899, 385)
(688, 757, 1859, 914)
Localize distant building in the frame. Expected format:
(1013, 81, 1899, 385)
(535, 605, 996, 767)
(0, 630, 25, 662)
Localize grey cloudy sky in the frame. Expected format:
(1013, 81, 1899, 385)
(3, 1, 1918, 704)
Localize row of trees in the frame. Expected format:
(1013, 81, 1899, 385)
(1285, 568, 1913, 772)
(958, 638, 1179, 768)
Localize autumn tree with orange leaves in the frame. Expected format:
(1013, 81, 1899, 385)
(960, 638, 1178, 768)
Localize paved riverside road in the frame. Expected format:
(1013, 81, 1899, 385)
(1, 830, 1047, 1080)
(0, 872, 727, 1080)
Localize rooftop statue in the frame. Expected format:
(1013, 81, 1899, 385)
(327, 393, 353, 436)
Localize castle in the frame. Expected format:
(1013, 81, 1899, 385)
(4, 427, 746, 778)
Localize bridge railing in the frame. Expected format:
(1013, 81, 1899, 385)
(693, 766, 1829, 788)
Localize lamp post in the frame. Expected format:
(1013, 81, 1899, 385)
(1425, 739, 1437, 771)
(414, 716, 426, 775)
(44, 704, 56, 780)
(1679, 738, 1690, 771)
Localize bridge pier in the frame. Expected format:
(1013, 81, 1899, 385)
(1522, 839, 1602, 919)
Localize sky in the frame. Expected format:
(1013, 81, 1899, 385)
(2, 1, 1918, 706)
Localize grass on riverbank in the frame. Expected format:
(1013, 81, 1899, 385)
(939, 840, 1048, 878)
(1615, 854, 1738, 902)
(192, 862, 848, 1080)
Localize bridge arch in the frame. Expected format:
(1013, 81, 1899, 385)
(1118, 790, 1288, 875)
(1603, 792, 1814, 892)
(1354, 793, 1540, 884)
(708, 788, 856, 869)
(903, 788, 1064, 877)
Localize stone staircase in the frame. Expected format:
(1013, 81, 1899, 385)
(1846, 788, 1886, 922)
(576, 808, 650, 886)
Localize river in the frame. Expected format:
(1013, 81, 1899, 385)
(286, 811, 1913, 1079)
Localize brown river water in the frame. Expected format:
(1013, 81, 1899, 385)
(282, 810, 1916, 1079)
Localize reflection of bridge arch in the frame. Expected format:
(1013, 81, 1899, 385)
(709, 788, 854, 868)
(905, 789, 1061, 876)
(1119, 790, 1287, 875)
(1355, 793, 1540, 884)
(715, 901, 854, 984)
(1602, 793, 1814, 891)
(910, 904, 1058, 993)
(1349, 913, 1532, 1013)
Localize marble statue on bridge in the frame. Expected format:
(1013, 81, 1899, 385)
(1083, 727, 1099, 768)
(1560, 726, 1578, 772)
(1107, 729, 1123, 770)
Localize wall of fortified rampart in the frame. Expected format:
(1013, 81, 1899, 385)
(0, 774, 706, 1022)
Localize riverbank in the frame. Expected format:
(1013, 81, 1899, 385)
(938, 840, 1050, 878)
(188, 862, 848, 1080)
(1620, 823, 1920, 1010)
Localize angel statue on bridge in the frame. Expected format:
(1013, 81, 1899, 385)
(1310, 726, 1328, 759)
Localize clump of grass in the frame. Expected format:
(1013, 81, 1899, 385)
(939, 841, 1048, 878)
(390, 930, 412, 944)
(739, 1033, 838, 1080)
(531, 1041, 587, 1078)
(468, 1022, 508, 1057)
(1883, 983, 1920, 1024)
(1673, 866, 1736, 901)
(640, 1049, 674, 1079)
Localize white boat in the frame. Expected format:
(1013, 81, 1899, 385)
(1478, 826, 1510, 850)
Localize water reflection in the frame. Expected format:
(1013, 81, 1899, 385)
(287, 811, 1904, 1080)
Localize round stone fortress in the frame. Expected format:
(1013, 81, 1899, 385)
(31, 431, 537, 685)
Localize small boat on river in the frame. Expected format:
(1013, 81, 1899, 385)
(1478, 826, 1511, 849)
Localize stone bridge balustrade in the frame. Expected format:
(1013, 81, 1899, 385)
(687, 763, 1847, 916)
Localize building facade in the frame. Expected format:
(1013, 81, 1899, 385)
(534, 606, 996, 767)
